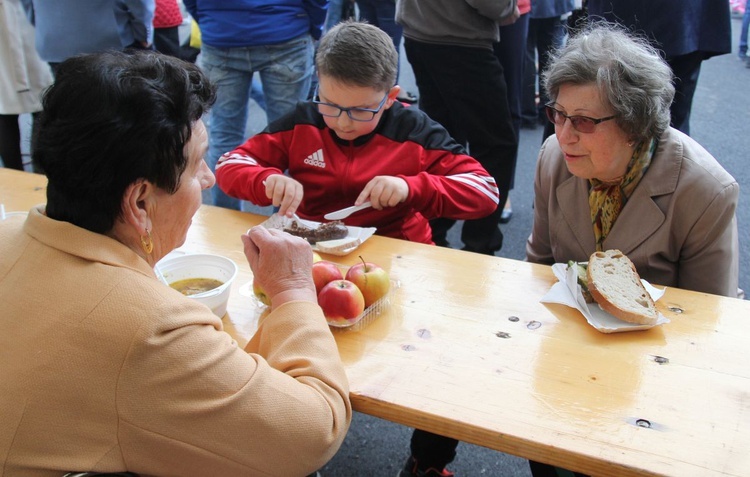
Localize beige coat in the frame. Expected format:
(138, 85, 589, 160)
(0, 0, 53, 114)
(0, 207, 351, 476)
(526, 127, 740, 298)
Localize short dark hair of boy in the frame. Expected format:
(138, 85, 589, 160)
(315, 20, 398, 92)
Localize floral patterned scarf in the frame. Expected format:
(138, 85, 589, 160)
(589, 138, 657, 250)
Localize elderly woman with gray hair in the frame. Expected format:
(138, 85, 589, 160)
(526, 22, 740, 477)
(526, 22, 740, 302)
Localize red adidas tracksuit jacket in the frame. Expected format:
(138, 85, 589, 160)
(215, 101, 499, 244)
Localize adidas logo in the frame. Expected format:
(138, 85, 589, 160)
(303, 149, 326, 168)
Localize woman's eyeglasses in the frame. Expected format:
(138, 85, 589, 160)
(312, 86, 388, 122)
(545, 104, 617, 133)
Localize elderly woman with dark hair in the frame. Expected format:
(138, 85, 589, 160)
(526, 23, 740, 300)
(0, 50, 350, 476)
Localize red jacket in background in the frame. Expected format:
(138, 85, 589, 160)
(154, 0, 182, 28)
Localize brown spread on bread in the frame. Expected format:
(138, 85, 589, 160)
(283, 220, 348, 244)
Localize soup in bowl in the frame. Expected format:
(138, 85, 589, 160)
(156, 253, 238, 317)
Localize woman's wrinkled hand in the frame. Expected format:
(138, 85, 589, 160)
(242, 226, 317, 308)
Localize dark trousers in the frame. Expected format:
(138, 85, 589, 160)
(154, 26, 181, 59)
(667, 51, 703, 136)
(495, 12, 530, 191)
(0, 112, 41, 172)
(404, 38, 517, 254)
(409, 429, 459, 472)
(0, 115, 23, 171)
(522, 16, 563, 124)
(356, 0, 404, 80)
(528, 460, 588, 477)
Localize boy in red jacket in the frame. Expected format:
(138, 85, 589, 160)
(215, 20, 499, 245)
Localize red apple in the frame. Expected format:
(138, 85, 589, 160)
(317, 279, 365, 323)
(252, 277, 271, 306)
(312, 260, 344, 295)
(345, 256, 390, 307)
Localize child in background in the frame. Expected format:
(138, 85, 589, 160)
(215, 20, 499, 245)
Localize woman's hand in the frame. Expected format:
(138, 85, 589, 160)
(242, 226, 317, 308)
(264, 174, 304, 217)
(356, 176, 409, 210)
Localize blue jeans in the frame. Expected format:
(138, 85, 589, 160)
(741, 0, 750, 56)
(325, 0, 345, 31)
(495, 13, 530, 191)
(200, 35, 314, 210)
(356, 0, 403, 79)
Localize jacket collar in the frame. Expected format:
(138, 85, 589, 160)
(24, 205, 157, 279)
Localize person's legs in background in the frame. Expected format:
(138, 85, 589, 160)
(0, 114, 23, 171)
(201, 35, 312, 212)
(739, 0, 750, 60)
(495, 12, 530, 224)
(255, 34, 314, 123)
(666, 51, 704, 136)
(404, 38, 465, 248)
(153, 26, 181, 58)
(326, 0, 346, 31)
(521, 18, 540, 128)
(533, 16, 558, 123)
(399, 429, 459, 477)
(405, 39, 516, 255)
(538, 15, 570, 143)
(529, 460, 588, 477)
(200, 44, 253, 210)
(357, 0, 417, 103)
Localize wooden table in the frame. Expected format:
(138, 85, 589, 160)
(3, 168, 749, 477)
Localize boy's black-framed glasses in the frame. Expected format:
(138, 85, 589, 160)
(545, 103, 617, 133)
(312, 86, 388, 122)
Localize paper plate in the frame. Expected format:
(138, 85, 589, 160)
(541, 262, 670, 333)
(259, 214, 376, 256)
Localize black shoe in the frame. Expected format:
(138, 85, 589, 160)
(500, 208, 512, 223)
(397, 91, 418, 104)
(500, 201, 512, 224)
(520, 117, 538, 129)
(398, 456, 455, 477)
(461, 245, 497, 256)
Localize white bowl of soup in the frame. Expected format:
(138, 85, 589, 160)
(157, 253, 238, 317)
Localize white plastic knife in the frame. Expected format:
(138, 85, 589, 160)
(323, 201, 372, 220)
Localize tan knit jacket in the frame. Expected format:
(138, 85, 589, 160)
(0, 207, 351, 476)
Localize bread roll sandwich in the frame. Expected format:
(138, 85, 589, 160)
(586, 249, 658, 325)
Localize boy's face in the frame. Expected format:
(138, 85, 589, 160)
(316, 75, 399, 141)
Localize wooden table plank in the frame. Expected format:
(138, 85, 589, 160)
(3, 168, 749, 477)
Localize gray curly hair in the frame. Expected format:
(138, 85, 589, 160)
(542, 23, 675, 142)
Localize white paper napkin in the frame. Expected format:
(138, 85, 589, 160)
(541, 262, 670, 333)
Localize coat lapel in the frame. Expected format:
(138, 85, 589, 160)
(557, 175, 597, 256)
(558, 129, 682, 257)
(604, 131, 681, 255)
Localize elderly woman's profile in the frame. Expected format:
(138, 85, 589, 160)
(527, 22, 739, 299)
(526, 23, 740, 477)
(0, 50, 350, 476)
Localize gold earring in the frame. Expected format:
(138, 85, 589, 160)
(140, 229, 154, 254)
